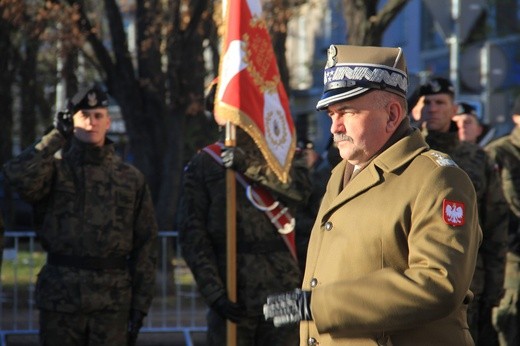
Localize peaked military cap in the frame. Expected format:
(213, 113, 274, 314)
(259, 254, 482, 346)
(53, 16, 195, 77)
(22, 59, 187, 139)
(512, 94, 520, 116)
(316, 44, 408, 111)
(420, 77, 455, 97)
(68, 84, 109, 114)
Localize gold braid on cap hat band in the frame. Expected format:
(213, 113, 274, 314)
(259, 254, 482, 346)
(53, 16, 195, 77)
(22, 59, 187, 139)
(324, 65, 407, 97)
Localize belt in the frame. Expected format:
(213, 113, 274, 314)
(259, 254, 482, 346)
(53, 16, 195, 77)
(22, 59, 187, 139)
(47, 253, 128, 271)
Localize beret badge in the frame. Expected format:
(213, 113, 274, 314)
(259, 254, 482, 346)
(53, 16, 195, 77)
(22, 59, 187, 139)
(87, 92, 99, 107)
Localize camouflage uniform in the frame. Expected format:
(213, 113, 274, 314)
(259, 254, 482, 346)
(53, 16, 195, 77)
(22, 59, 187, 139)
(2, 129, 158, 345)
(294, 152, 332, 275)
(485, 126, 520, 346)
(424, 124, 509, 345)
(178, 133, 311, 346)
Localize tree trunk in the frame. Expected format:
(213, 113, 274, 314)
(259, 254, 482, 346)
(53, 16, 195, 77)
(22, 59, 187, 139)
(20, 39, 40, 149)
(343, 0, 409, 46)
(157, 0, 218, 229)
(0, 14, 15, 167)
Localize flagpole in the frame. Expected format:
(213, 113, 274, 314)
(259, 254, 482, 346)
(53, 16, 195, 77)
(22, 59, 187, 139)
(225, 120, 237, 346)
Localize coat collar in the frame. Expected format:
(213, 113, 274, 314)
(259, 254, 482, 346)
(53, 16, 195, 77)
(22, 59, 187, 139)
(324, 129, 428, 217)
(65, 137, 115, 166)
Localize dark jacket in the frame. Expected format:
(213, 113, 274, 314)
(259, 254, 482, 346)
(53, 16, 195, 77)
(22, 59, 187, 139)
(178, 138, 311, 314)
(2, 129, 158, 314)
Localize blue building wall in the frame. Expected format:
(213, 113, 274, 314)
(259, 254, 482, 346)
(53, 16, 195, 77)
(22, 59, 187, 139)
(292, 0, 520, 152)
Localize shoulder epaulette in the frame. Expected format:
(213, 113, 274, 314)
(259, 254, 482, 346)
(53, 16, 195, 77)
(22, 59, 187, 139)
(421, 150, 458, 167)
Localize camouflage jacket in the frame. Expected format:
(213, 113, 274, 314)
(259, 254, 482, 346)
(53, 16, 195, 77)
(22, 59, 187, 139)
(178, 140, 311, 316)
(485, 126, 520, 256)
(2, 129, 158, 314)
(424, 125, 508, 305)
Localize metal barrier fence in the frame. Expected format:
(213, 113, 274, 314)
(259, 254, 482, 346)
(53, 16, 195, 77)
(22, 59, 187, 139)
(0, 231, 208, 346)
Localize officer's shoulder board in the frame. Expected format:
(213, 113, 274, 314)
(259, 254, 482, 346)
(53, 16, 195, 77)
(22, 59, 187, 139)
(420, 150, 458, 168)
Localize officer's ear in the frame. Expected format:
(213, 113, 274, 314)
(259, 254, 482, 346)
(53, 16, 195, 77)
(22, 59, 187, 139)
(386, 98, 403, 132)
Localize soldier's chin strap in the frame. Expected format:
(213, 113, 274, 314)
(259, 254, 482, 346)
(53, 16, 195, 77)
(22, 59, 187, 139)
(202, 142, 298, 262)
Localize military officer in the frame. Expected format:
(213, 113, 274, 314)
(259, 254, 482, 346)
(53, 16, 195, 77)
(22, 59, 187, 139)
(264, 44, 482, 346)
(2, 84, 158, 345)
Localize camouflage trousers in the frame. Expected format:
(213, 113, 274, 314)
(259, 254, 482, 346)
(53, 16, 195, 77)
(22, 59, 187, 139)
(206, 308, 299, 346)
(493, 252, 520, 346)
(467, 296, 499, 346)
(39, 309, 129, 346)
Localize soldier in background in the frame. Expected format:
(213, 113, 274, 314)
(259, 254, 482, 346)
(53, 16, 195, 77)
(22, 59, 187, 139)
(452, 102, 495, 147)
(2, 84, 158, 345)
(294, 139, 332, 273)
(485, 94, 520, 346)
(178, 110, 311, 345)
(419, 77, 509, 346)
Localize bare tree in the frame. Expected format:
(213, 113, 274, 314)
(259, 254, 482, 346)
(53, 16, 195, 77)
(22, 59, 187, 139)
(0, 5, 16, 168)
(1, 0, 410, 230)
(343, 0, 409, 45)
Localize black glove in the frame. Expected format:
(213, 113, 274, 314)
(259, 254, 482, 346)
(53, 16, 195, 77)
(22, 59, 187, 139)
(211, 295, 247, 323)
(263, 288, 312, 327)
(127, 309, 146, 346)
(53, 110, 74, 138)
(221, 146, 246, 171)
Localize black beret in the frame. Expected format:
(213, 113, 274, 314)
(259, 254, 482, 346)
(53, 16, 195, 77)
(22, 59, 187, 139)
(456, 102, 478, 117)
(420, 77, 455, 97)
(68, 84, 108, 114)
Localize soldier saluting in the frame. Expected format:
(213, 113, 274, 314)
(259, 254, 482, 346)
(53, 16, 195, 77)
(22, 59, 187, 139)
(2, 84, 158, 345)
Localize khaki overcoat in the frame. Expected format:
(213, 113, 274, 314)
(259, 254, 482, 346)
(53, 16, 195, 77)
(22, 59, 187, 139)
(300, 129, 482, 346)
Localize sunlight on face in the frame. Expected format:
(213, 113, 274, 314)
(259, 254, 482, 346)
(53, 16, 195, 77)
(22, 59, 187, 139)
(73, 108, 111, 146)
(422, 94, 457, 132)
(452, 114, 482, 143)
(327, 92, 398, 166)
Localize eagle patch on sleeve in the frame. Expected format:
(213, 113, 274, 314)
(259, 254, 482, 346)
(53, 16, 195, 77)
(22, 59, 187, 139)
(443, 199, 465, 226)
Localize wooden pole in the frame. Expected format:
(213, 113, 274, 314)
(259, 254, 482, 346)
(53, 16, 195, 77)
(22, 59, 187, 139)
(225, 121, 237, 346)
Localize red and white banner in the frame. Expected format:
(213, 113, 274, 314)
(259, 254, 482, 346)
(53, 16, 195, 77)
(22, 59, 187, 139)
(214, 0, 296, 183)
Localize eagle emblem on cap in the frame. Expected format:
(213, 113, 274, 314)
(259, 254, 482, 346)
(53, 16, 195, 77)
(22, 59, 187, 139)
(325, 45, 338, 69)
(87, 92, 98, 107)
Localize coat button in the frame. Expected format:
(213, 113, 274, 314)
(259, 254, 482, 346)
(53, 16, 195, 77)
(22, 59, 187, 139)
(310, 278, 318, 287)
(307, 337, 318, 346)
(324, 221, 333, 231)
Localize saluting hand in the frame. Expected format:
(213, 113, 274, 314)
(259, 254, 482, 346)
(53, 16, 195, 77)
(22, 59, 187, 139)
(54, 110, 74, 139)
